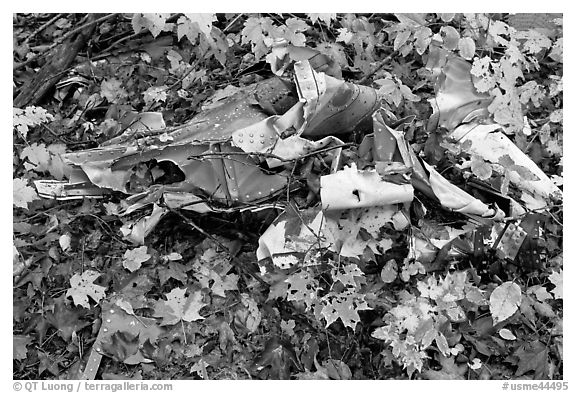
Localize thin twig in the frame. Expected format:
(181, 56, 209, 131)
(64, 13, 118, 40)
(102, 13, 182, 55)
(167, 207, 230, 252)
(358, 51, 398, 85)
(14, 13, 117, 72)
(21, 13, 66, 46)
(223, 13, 243, 33)
(190, 143, 355, 164)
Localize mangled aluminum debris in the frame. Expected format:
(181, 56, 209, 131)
(257, 47, 559, 268)
(35, 58, 378, 211)
(427, 44, 562, 209)
(34, 45, 558, 265)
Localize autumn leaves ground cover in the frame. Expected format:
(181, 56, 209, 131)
(13, 13, 562, 380)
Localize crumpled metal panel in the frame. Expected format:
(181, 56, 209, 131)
(426, 44, 491, 131)
(351, 109, 502, 219)
(101, 78, 297, 148)
(36, 60, 380, 210)
(295, 61, 379, 136)
(450, 123, 561, 202)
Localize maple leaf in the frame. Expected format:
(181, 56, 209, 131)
(37, 351, 61, 376)
(515, 30, 552, 54)
(132, 13, 172, 37)
(519, 80, 545, 107)
(241, 16, 275, 60)
(280, 319, 296, 336)
(514, 340, 549, 379)
(100, 79, 127, 104)
(307, 13, 336, 26)
(286, 270, 319, 310)
(44, 295, 89, 341)
(19, 142, 68, 180)
(158, 261, 188, 285)
(321, 291, 370, 330)
(332, 264, 365, 289)
(13, 335, 32, 360)
(20, 143, 50, 172)
(176, 16, 200, 42)
(336, 27, 354, 44)
(185, 13, 215, 37)
(210, 273, 239, 297)
(471, 56, 496, 93)
(13, 178, 40, 209)
(549, 270, 563, 299)
(283, 18, 308, 47)
(489, 281, 522, 325)
(13, 106, 54, 139)
(190, 359, 210, 379)
(154, 287, 206, 325)
(100, 331, 140, 363)
(66, 270, 107, 308)
(122, 246, 151, 272)
(549, 37, 563, 62)
(143, 86, 168, 106)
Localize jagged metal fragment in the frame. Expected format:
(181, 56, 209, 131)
(426, 44, 492, 130)
(352, 109, 503, 219)
(34, 60, 380, 215)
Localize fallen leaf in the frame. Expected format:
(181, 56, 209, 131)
(59, 233, 71, 251)
(100, 331, 140, 363)
(468, 358, 482, 370)
(234, 294, 261, 333)
(154, 287, 206, 325)
(190, 358, 210, 379)
(549, 270, 563, 299)
(66, 270, 106, 308)
(38, 351, 60, 376)
(100, 78, 127, 104)
(13, 335, 32, 360)
(210, 273, 238, 297)
(320, 291, 371, 330)
(514, 340, 549, 379)
(489, 281, 522, 325)
(381, 259, 398, 283)
(498, 328, 517, 340)
(324, 359, 352, 380)
(123, 246, 151, 272)
(422, 355, 466, 380)
(251, 337, 298, 379)
(44, 296, 89, 341)
(527, 285, 553, 302)
(13, 178, 40, 209)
